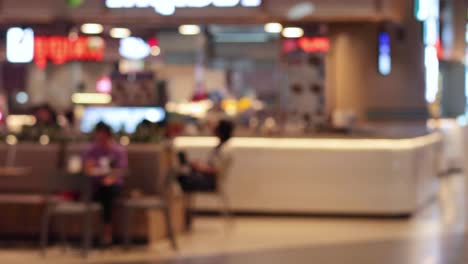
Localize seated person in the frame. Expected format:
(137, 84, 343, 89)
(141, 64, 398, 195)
(34, 103, 58, 127)
(22, 104, 61, 140)
(178, 120, 234, 192)
(83, 122, 128, 245)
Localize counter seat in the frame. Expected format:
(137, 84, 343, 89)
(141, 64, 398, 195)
(175, 133, 442, 216)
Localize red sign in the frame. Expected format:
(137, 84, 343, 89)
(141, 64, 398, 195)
(435, 38, 443, 59)
(298, 37, 330, 53)
(34, 36, 105, 69)
(283, 37, 330, 54)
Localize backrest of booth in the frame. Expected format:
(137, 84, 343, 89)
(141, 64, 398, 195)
(67, 143, 167, 195)
(0, 144, 61, 194)
(127, 144, 168, 195)
(0, 143, 168, 196)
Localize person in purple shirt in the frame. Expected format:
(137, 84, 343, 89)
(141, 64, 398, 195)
(83, 122, 128, 246)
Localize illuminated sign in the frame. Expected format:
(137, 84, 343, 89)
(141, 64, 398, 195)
(415, 0, 439, 21)
(119, 37, 151, 60)
(415, 0, 440, 103)
(423, 17, 439, 46)
(298, 37, 330, 53)
(34, 36, 105, 69)
(425, 46, 439, 102)
(283, 37, 330, 53)
(378, 32, 391, 76)
(106, 0, 262, 16)
(7, 28, 34, 63)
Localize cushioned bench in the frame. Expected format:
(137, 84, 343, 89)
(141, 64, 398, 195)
(0, 142, 186, 242)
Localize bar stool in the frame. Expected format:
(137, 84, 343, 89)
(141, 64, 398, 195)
(121, 168, 178, 250)
(40, 172, 102, 258)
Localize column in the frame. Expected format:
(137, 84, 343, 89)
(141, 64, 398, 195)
(326, 0, 428, 122)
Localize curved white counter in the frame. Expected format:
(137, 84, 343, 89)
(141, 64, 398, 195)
(175, 133, 442, 216)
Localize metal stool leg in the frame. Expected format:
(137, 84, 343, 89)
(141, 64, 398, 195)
(184, 195, 193, 231)
(219, 193, 232, 221)
(123, 207, 133, 250)
(219, 193, 234, 230)
(59, 215, 67, 253)
(82, 210, 93, 258)
(163, 206, 178, 250)
(40, 207, 51, 256)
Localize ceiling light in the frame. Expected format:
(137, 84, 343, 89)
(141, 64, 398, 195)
(151, 46, 161, 56)
(288, 2, 315, 20)
(282, 27, 304, 38)
(81, 23, 104, 34)
(110, 27, 131, 38)
(179, 25, 201, 35)
(264, 22, 283, 34)
(72, 93, 112, 105)
(15, 92, 29, 104)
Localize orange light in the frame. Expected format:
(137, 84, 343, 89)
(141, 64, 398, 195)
(298, 37, 330, 53)
(237, 98, 252, 112)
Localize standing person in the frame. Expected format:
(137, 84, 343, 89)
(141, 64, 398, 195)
(83, 122, 128, 246)
(177, 120, 234, 192)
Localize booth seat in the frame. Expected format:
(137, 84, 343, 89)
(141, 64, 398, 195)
(0, 143, 185, 242)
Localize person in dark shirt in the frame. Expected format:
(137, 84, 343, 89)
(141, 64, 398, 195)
(34, 104, 57, 127)
(178, 120, 234, 192)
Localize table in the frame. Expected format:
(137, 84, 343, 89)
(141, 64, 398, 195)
(0, 167, 31, 177)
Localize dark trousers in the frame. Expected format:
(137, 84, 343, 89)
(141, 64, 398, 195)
(177, 151, 217, 193)
(178, 171, 217, 193)
(93, 185, 121, 224)
(178, 171, 216, 230)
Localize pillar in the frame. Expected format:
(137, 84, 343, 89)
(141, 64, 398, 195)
(439, 0, 467, 117)
(326, 0, 428, 122)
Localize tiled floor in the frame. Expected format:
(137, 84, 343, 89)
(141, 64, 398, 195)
(0, 174, 467, 264)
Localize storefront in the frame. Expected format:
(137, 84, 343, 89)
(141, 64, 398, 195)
(0, 0, 436, 133)
(0, 0, 449, 217)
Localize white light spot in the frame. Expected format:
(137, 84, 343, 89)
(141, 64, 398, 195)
(16, 92, 29, 104)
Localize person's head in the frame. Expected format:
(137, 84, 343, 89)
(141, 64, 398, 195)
(139, 119, 152, 128)
(34, 104, 56, 125)
(94, 122, 114, 148)
(214, 120, 234, 143)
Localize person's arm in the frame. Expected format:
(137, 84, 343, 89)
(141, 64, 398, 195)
(209, 146, 232, 177)
(102, 147, 128, 186)
(84, 159, 97, 176)
(83, 149, 101, 177)
(194, 146, 231, 175)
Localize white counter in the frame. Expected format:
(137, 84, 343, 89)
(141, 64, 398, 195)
(175, 133, 442, 216)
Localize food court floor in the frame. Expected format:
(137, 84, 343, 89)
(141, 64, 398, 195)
(0, 172, 467, 264)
